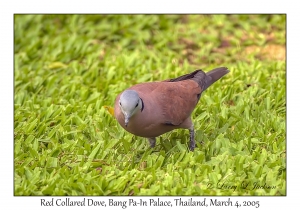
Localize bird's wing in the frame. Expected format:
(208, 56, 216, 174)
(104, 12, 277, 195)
(157, 80, 201, 125)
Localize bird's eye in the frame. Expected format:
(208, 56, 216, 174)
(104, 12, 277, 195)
(135, 103, 138, 108)
(119, 102, 122, 106)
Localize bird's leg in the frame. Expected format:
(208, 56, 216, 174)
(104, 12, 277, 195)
(189, 125, 195, 151)
(148, 137, 156, 148)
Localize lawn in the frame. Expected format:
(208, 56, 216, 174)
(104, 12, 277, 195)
(14, 14, 286, 195)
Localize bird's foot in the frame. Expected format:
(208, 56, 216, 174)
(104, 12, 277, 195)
(189, 127, 195, 151)
(148, 137, 156, 148)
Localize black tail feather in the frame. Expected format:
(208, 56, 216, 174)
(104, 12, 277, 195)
(168, 70, 202, 82)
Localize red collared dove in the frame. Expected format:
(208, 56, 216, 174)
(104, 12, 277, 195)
(114, 67, 229, 151)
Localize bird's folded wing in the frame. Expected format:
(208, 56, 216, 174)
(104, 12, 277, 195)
(158, 80, 201, 125)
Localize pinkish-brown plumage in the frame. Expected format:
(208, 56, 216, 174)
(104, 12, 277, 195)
(114, 67, 229, 151)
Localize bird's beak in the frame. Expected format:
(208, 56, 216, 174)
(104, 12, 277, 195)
(125, 116, 129, 127)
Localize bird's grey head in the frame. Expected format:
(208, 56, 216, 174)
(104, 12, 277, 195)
(119, 90, 143, 127)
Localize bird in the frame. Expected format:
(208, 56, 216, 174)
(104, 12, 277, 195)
(114, 67, 229, 151)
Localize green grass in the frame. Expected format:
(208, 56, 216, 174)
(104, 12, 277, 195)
(14, 14, 286, 196)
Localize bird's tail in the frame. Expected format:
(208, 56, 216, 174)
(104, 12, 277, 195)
(203, 67, 230, 91)
(168, 66, 229, 91)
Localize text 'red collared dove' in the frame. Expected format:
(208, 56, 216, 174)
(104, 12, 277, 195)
(114, 67, 229, 151)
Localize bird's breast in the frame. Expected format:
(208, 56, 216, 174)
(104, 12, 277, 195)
(115, 101, 178, 138)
